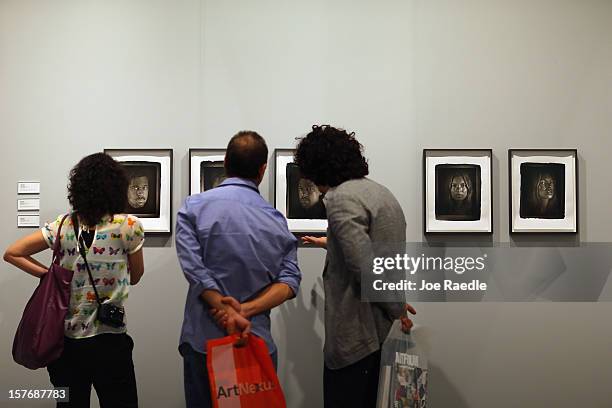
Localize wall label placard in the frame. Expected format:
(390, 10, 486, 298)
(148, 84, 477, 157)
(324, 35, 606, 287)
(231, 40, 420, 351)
(17, 214, 40, 228)
(17, 181, 40, 194)
(17, 198, 40, 211)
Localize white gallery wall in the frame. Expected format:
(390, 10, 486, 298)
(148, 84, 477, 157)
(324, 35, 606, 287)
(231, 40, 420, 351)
(1, 1, 611, 407)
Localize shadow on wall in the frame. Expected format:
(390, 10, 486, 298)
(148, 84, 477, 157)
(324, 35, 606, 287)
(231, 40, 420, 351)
(143, 235, 173, 248)
(408, 324, 469, 407)
(428, 362, 470, 408)
(0, 274, 52, 405)
(276, 277, 325, 407)
(509, 233, 581, 247)
(0, 274, 37, 357)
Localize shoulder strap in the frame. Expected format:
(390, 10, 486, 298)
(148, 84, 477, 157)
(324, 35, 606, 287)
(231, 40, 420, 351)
(51, 213, 71, 265)
(72, 214, 103, 306)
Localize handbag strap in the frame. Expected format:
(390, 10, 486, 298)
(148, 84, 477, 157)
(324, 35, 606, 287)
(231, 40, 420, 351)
(72, 214, 104, 306)
(51, 213, 71, 265)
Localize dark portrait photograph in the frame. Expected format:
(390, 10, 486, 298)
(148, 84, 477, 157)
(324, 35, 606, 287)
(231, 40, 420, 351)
(519, 162, 565, 219)
(122, 161, 161, 218)
(286, 163, 326, 219)
(199, 160, 227, 192)
(435, 164, 481, 221)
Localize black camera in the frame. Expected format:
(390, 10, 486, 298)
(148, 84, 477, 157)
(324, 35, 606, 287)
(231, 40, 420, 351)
(97, 302, 125, 328)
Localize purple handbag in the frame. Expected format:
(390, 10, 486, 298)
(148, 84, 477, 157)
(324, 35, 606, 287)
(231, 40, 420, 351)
(12, 213, 74, 369)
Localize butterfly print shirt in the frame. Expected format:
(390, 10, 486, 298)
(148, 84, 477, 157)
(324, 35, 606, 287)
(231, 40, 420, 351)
(42, 213, 145, 339)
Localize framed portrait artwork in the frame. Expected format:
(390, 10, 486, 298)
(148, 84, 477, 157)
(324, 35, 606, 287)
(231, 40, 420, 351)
(423, 149, 493, 233)
(104, 148, 173, 234)
(274, 149, 327, 234)
(509, 149, 578, 233)
(189, 149, 227, 195)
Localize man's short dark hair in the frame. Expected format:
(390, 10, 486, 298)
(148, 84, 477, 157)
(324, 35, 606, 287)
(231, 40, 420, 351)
(294, 125, 369, 187)
(225, 131, 268, 179)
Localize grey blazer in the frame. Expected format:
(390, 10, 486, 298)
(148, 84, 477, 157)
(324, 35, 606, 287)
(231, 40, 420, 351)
(322, 177, 406, 369)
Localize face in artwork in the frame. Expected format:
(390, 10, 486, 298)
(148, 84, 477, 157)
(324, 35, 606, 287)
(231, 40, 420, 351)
(298, 178, 321, 209)
(536, 175, 555, 200)
(127, 176, 149, 208)
(286, 163, 326, 220)
(449, 175, 469, 201)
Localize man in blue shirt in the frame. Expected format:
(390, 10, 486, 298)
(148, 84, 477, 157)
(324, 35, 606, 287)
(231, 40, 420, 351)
(175, 131, 302, 408)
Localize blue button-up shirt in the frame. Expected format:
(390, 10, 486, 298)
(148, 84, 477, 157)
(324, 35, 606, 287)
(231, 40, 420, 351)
(175, 177, 301, 354)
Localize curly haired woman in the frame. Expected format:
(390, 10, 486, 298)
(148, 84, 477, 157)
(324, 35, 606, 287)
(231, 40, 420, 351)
(295, 125, 415, 408)
(4, 152, 145, 408)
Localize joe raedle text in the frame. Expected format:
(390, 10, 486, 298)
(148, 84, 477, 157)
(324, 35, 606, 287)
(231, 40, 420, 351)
(372, 279, 487, 292)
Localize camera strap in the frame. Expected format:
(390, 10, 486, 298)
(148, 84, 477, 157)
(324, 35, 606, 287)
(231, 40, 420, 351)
(72, 214, 104, 307)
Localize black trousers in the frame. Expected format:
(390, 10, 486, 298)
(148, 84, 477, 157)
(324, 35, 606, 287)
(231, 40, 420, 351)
(323, 349, 382, 408)
(47, 333, 138, 408)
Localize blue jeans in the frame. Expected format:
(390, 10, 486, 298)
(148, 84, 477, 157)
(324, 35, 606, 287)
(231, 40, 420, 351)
(179, 342, 278, 408)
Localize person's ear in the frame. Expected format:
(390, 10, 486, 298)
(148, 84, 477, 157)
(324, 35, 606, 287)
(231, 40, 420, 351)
(254, 163, 267, 185)
(259, 163, 267, 178)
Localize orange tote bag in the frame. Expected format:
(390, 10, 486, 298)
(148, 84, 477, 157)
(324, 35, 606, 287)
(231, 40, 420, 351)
(206, 334, 286, 408)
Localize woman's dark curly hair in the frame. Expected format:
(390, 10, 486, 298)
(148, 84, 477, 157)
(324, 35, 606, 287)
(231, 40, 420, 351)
(294, 125, 369, 187)
(68, 153, 129, 227)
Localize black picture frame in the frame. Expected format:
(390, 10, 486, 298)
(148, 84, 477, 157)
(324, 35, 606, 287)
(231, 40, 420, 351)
(188, 148, 227, 195)
(508, 149, 578, 234)
(423, 149, 494, 234)
(104, 148, 173, 235)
